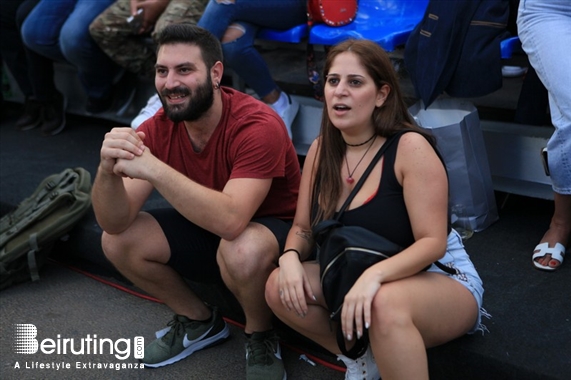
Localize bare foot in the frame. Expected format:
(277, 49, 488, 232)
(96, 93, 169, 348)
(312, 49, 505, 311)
(533, 226, 569, 269)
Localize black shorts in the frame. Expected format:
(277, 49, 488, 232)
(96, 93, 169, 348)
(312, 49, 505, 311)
(147, 208, 292, 282)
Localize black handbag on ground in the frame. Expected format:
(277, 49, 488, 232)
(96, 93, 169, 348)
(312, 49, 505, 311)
(313, 131, 456, 358)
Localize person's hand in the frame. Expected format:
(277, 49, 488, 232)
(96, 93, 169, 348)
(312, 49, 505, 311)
(340, 268, 382, 342)
(130, 0, 169, 34)
(114, 147, 158, 180)
(277, 253, 315, 318)
(99, 127, 145, 175)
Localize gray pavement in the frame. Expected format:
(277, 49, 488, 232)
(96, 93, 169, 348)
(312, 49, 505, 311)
(0, 262, 340, 380)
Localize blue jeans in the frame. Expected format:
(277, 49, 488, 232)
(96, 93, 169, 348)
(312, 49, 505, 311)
(197, 0, 307, 98)
(21, 0, 119, 99)
(518, 0, 571, 194)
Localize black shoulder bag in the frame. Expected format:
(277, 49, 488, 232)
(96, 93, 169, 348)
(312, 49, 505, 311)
(312, 132, 456, 359)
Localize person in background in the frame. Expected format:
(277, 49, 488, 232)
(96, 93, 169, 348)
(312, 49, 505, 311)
(21, 0, 123, 117)
(91, 24, 300, 380)
(197, 0, 307, 138)
(89, 0, 208, 129)
(0, 0, 69, 136)
(0, 0, 34, 124)
(518, 0, 570, 271)
(265, 39, 487, 380)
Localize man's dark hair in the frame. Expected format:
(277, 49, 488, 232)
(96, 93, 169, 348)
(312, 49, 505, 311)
(156, 24, 223, 70)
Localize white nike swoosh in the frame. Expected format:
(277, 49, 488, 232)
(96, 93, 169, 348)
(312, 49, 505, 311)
(183, 325, 213, 348)
(275, 343, 282, 360)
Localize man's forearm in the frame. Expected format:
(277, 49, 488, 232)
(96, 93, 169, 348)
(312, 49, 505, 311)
(91, 167, 135, 234)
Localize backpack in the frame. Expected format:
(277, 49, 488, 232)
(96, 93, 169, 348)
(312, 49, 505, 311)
(0, 167, 92, 290)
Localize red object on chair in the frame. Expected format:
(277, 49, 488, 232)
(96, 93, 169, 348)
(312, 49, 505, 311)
(308, 0, 358, 26)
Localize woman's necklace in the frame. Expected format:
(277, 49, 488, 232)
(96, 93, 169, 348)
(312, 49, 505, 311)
(344, 135, 377, 184)
(344, 134, 376, 147)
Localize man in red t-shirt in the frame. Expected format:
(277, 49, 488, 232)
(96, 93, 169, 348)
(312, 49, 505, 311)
(92, 24, 300, 379)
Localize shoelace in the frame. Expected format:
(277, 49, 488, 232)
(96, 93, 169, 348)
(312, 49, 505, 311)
(338, 354, 369, 379)
(162, 316, 188, 347)
(247, 335, 278, 366)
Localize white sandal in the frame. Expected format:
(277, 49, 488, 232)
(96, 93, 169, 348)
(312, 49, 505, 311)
(532, 242, 566, 271)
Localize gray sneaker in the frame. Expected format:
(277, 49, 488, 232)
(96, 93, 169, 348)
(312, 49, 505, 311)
(246, 330, 286, 380)
(142, 307, 230, 368)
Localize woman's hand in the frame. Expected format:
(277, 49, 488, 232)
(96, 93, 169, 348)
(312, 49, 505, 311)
(277, 252, 315, 318)
(340, 267, 382, 341)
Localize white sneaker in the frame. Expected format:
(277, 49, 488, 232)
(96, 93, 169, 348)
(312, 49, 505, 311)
(131, 94, 162, 129)
(337, 345, 380, 380)
(501, 65, 527, 78)
(270, 93, 299, 139)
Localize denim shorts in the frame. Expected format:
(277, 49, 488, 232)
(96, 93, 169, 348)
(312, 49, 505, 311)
(427, 229, 488, 334)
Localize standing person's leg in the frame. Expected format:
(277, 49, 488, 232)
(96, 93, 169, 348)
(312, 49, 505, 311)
(20, 0, 75, 62)
(518, 0, 571, 270)
(18, 0, 66, 134)
(59, 0, 121, 113)
(0, 0, 33, 99)
(18, 0, 57, 106)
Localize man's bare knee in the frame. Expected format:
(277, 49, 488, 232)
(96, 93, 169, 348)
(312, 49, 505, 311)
(218, 242, 275, 281)
(101, 231, 131, 265)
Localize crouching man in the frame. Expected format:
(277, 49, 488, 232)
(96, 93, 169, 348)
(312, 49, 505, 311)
(91, 24, 300, 380)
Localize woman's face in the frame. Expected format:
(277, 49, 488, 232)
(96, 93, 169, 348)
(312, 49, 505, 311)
(324, 52, 387, 133)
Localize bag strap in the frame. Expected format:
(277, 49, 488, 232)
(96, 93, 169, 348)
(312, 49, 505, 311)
(335, 131, 405, 221)
(334, 131, 457, 276)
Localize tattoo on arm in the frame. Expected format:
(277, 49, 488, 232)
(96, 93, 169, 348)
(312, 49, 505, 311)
(296, 229, 312, 242)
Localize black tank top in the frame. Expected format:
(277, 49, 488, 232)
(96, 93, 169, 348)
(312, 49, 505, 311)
(337, 132, 415, 248)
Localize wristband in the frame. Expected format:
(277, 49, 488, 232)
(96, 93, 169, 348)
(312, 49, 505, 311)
(283, 248, 302, 261)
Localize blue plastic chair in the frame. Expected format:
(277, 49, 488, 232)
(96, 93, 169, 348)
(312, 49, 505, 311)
(500, 36, 522, 59)
(309, 0, 429, 51)
(257, 24, 308, 43)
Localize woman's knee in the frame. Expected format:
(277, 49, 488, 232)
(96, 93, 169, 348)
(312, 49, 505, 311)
(370, 284, 412, 334)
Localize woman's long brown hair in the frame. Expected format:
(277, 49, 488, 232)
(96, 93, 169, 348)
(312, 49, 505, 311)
(310, 39, 434, 225)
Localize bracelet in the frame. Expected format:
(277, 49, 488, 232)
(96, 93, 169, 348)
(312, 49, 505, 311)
(283, 248, 302, 261)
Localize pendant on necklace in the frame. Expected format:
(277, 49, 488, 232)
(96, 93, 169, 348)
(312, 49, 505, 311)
(346, 176, 355, 184)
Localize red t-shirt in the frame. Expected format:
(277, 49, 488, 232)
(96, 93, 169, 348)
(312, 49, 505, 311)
(138, 87, 300, 219)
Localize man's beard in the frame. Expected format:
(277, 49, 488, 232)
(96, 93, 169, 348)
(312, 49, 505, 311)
(159, 74, 214, 123)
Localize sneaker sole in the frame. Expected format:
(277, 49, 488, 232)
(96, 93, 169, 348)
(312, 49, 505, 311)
(18, 119, 42, 131)
(42, 113, 66, 136)
(143, 322, 231, 368)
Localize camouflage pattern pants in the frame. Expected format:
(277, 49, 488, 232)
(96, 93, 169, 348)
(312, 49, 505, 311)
(89, 0, 207, 77)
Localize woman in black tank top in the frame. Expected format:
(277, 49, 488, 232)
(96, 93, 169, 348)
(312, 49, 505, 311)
(266, 39, 485, 379)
